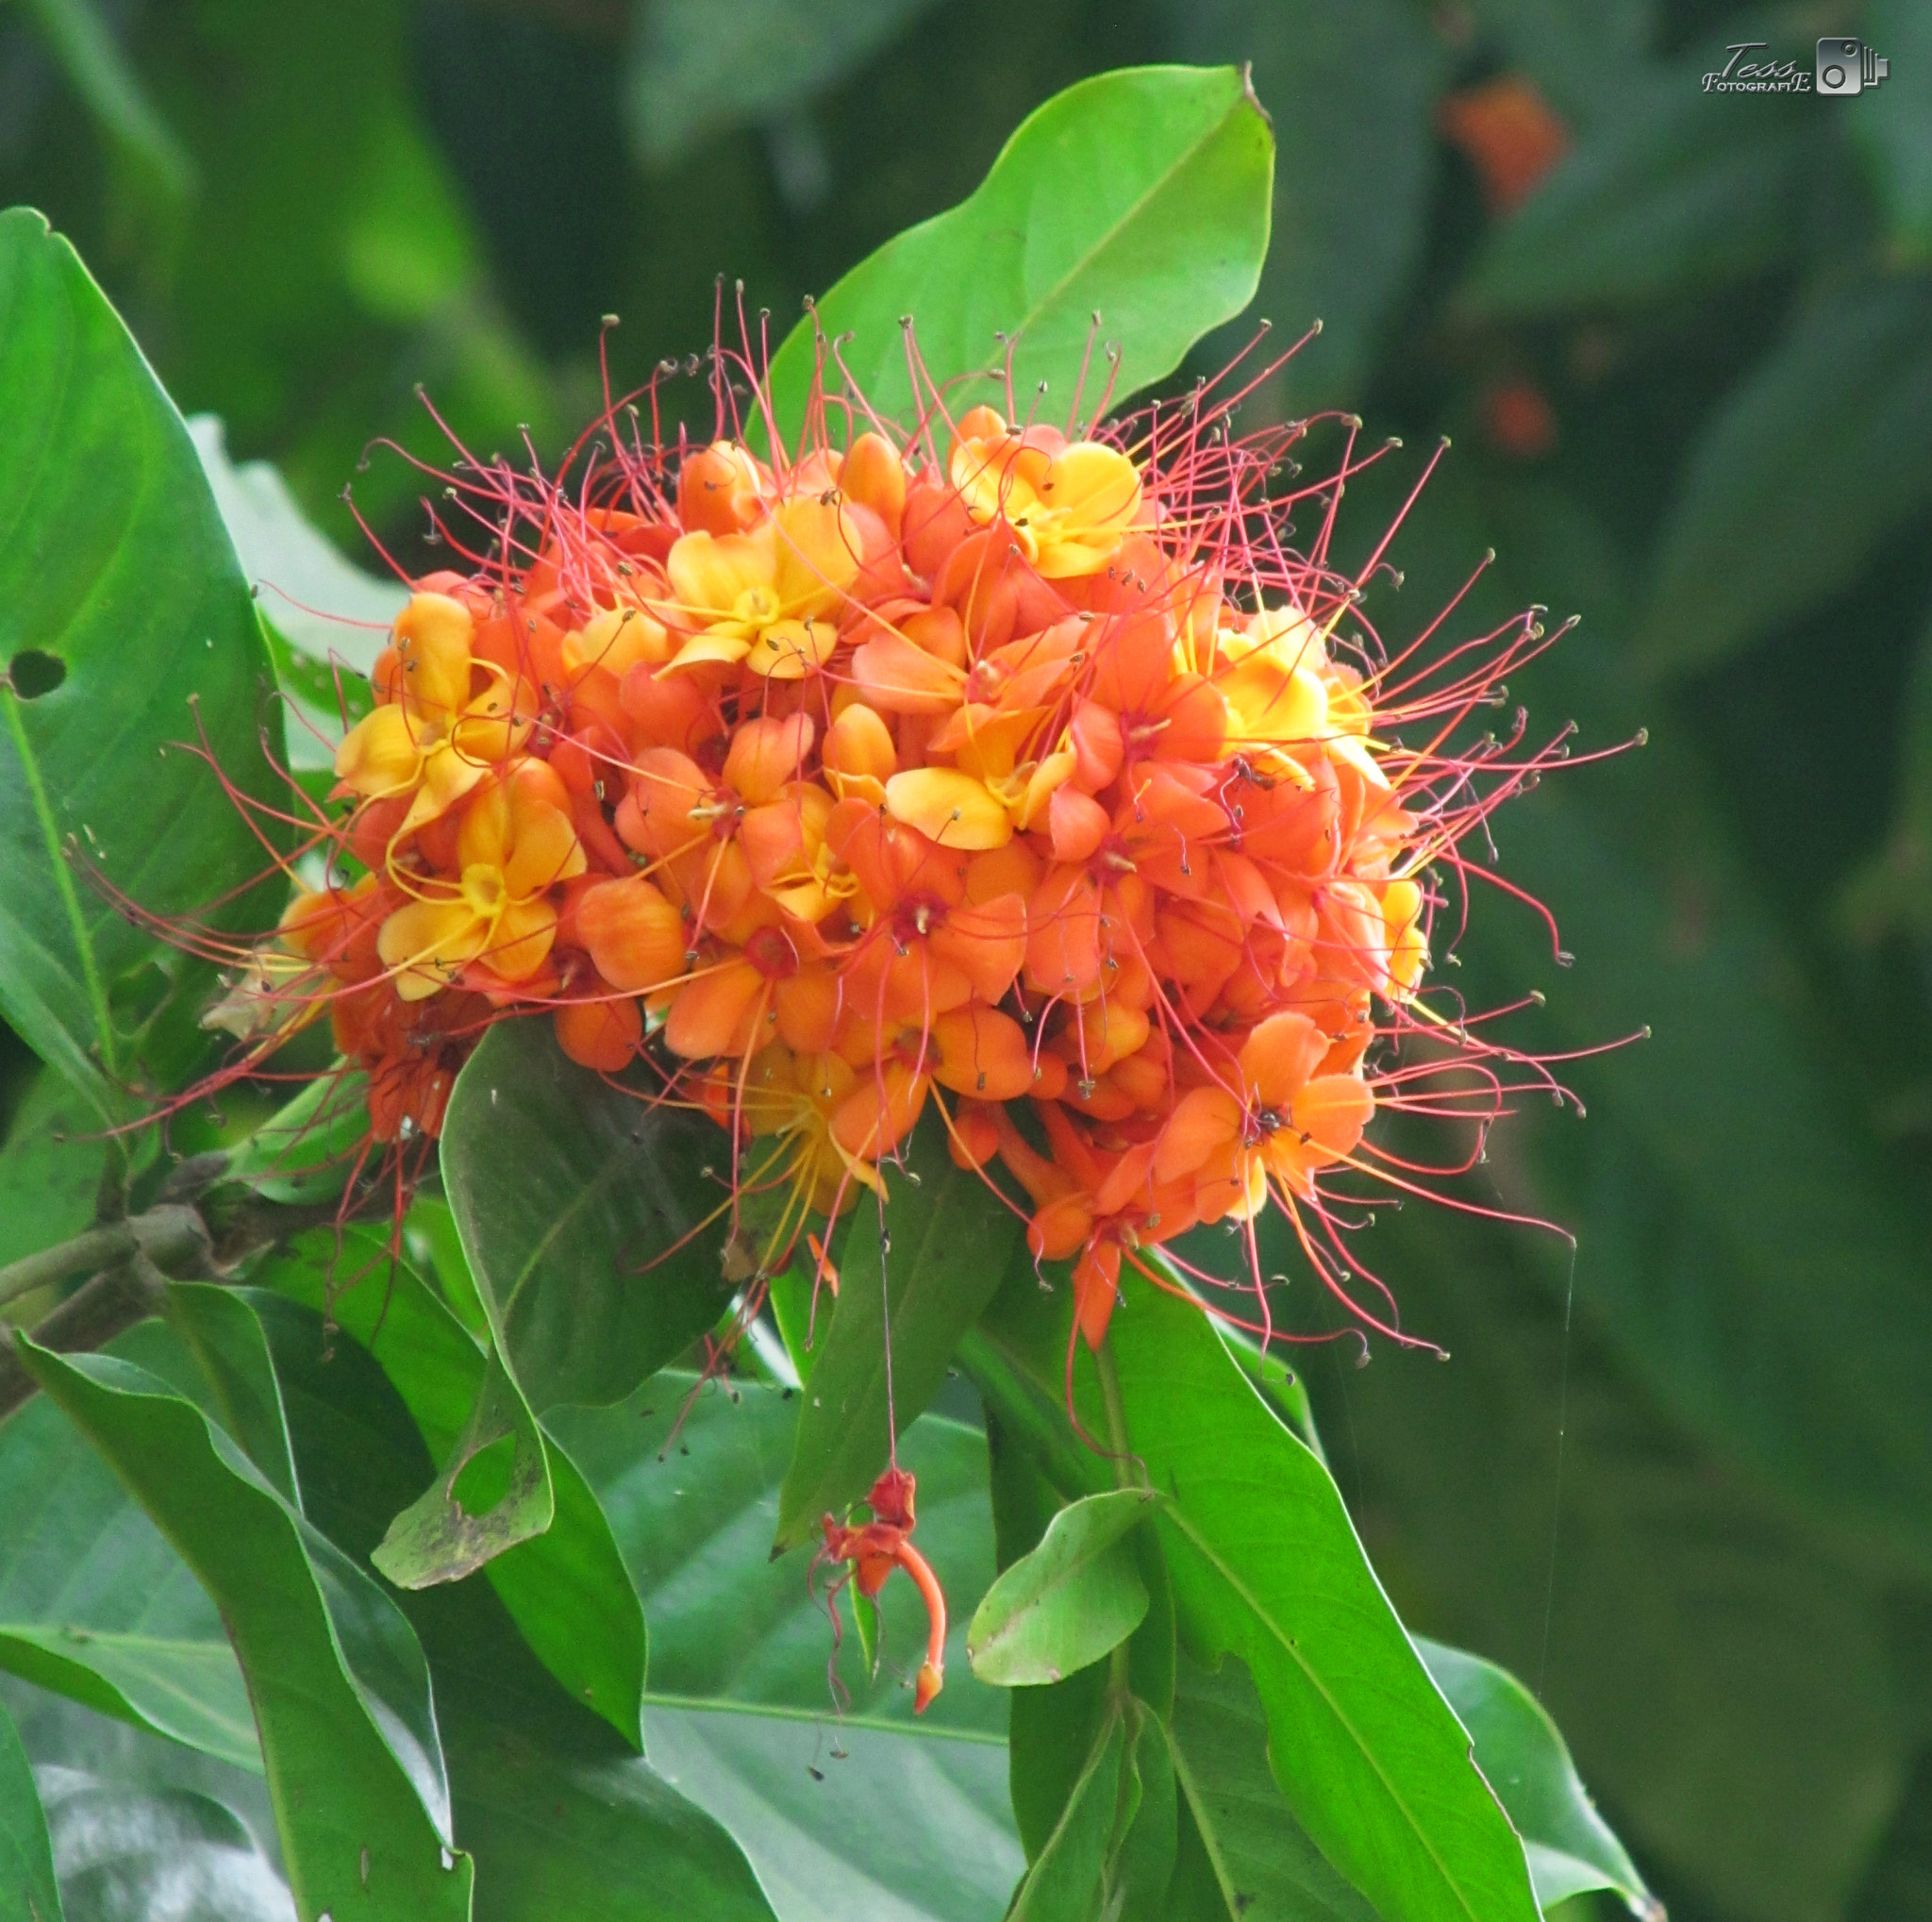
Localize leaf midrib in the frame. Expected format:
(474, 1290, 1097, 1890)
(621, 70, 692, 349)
(1159, 1499, 1488, 1922)
(997, 75, 1255, 368)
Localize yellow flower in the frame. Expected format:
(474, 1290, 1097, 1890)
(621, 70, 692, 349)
(333, 593, 532, 837)
(657, 495, 859, 677)
(377, 775, 585, 1000)
(949, 426, 1141, 577)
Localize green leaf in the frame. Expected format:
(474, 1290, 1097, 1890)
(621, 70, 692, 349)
(0, 1068, 106, 1271)
(547, 1374, 1027, 1922)
(764, 65, 1274, 438)
(255, 1228, 646, 1748)
(0, 1693, 63, 1922)
(187, 412, 401, 676)
(0, 1346, 258, 1773)
(17, 0, 192, 204)
(12, 1337, 472, 1918)
(774, 1115, 1023, 1550)
(1457, 62, 1814, 318)
(0, 210, 286, 1124)
(1637, 276, 1932, 676)
(628, 0, 942, 167)
(1177, 0, 1443, 408)
(1839, 600, 1932, 945)
(1163, 1649, 1378, 1921)
(216, 1072, 374, 1206)
(163, 1282, 298, 1505)
(1009, 1705, 1127, 1922)
(439, 1017, 736, 1413)
(978, 1269, 1542, 1922)
(1418, 1639, 1655, 1914)
(967, 1488, 1157, 1686)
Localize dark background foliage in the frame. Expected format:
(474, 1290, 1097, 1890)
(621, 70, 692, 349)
(2, 2, 1929, 1917)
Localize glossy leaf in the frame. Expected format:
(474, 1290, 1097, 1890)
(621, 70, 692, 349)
(1637, 277, 1932, 676)
(0, 210, 285, 1123)
(628, 0, 942, 166)
(967, 1488, 1156, 1686)
(1418, 1639, 1654, 1914)
(0, 1346, 257, 1773)
(255, 1228, 645, 1747)
(1163, 1651, 1378, 1922)
(0, 1693, 63, 1922)
(1177, 0, 1443, 407)
(440, 1017, 736, 1413)
(245, 1301, 783, 1922)
(775, 1115, 1023, 1550)
(548, 1375, 1027, 1922)
(1457, 64, 1813, 318)
(765, 65, 1273, 436)
(13, 1337, 472, 1918)
(976, 1270, 1541, 1922)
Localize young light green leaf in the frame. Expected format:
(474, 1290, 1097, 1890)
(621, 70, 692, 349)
(0, 1692, 64, 1922)
(967, 1488, 1157, 1686)
(0, 210, 287, 1123)
(1418, 1639, 1657, 1915)
(765, 65, 1273, 437)
(774, 1114, 1023, 1551)
(12, 1337, 473, 1918)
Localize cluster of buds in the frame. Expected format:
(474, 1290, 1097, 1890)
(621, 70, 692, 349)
(233, 334, 1575, 1359)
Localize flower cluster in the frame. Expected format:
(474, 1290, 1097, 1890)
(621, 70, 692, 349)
(233, 338, 1574, 1362)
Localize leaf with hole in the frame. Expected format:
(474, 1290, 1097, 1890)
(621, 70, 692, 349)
(0, 210, 286, 1124)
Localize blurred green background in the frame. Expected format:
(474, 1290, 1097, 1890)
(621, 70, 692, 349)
(3, 1, 1929, 1917)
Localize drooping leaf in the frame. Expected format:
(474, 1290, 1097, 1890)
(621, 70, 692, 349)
(0, 1692, 63, 1922)
(628, 0, 943, 167)
(974, 1270, 1542, 1922)
(255, 1228, 645, 1747)
(547, 1374, 1027, 1922)
(1175, 0, 1444, 408)
(774, 1114, 1024, 1550)
(244, 1297, 782, 1922)
(0, 1345, 258, 1773)
(764, 64, 1273, 438)
(12, 1337, 472, 1917)
(1637, 276, 1932, 676)
(0, 210, 287, 1123)
(1456, 60, 1815, 318)
(1418, 1639, 1656, 1914)
(967, 1488, 1157, 1687)
(439, 1017, 736, 1414)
